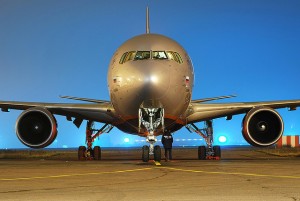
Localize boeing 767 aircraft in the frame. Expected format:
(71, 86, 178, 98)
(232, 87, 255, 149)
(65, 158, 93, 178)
(1, 8, 300, 162)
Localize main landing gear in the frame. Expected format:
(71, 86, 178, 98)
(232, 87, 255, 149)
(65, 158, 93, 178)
(139, 108, 164, 162)
(78, 121, 113, 160)
(186, 120, 221, 160)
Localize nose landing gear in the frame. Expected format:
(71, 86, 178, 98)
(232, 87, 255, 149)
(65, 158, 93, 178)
(139, 108, 164, 162)
(186, 120, 221, 160)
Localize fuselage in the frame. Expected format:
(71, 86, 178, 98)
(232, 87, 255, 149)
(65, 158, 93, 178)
(107, 34, 194, 136)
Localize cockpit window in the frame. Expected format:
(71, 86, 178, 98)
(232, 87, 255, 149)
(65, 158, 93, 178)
(166, 51, 175, 60)
(134, 51, 150, 60)
(166, 51, 183, 64)
(119, 52, 128, 64)
(174, 52, 183, 64)
(125, 51, 136, 62)
(152, 51, 168, 60)
(119, 50, 183, 64)
(119, 51, 136, 64)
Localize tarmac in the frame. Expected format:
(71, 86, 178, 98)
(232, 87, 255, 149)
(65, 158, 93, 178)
(0, 147, 300, 201)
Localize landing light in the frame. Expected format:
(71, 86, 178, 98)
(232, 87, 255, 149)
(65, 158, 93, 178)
(218, 136, 227, 143)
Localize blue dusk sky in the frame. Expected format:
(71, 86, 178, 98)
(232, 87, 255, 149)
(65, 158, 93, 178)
(0, 0, 300, 148)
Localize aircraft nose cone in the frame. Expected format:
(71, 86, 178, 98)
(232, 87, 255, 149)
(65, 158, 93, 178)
(134, 61, 170, 100)
(110, 60, 171, 110)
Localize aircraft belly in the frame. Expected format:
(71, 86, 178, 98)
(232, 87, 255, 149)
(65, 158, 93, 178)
(115, 117, 184, 136)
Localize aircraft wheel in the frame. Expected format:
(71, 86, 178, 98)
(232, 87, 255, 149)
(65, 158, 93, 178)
(154, 145, 161, 162)
(142, 145, 150, 162)
(93, 146, 101, 160)
(198, 146, 206, 160)
(213, 146, 221, 158)
(78, 146, 86, 160)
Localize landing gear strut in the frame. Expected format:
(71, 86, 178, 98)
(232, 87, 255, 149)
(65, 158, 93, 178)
(78, 121, 113, 160)
(139, 108, 164, 162)
(186, 120, 221, 160)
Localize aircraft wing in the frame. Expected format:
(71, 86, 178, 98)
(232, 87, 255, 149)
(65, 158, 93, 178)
(0, 100, 119, 126)
(186, 99, 300, 124)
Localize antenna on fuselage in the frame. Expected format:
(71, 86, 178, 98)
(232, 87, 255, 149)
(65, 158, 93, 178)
(146, 6, 150, 34)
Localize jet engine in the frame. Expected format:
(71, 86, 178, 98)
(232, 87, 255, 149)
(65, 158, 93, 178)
(16, 107, 58, 149)
(242, 107, 283, 147)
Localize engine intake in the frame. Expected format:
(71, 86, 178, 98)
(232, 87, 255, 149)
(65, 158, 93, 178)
(16, 107, 57, 149)
(242, 107, 283, 147)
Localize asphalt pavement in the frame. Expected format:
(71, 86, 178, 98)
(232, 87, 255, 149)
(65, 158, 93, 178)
(0, 147, 299, 201)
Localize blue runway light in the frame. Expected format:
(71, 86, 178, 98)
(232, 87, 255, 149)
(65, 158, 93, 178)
(218, 136, 227, 143)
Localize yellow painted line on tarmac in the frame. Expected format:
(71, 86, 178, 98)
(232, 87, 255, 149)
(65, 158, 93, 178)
(158, 167, 300, 179)
(2, 166, 299, 182)
(0, 167, 153, 181)
(154, 161, 161, 166)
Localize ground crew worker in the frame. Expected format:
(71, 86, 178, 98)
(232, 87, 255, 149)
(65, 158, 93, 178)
(162, 130, 173, 161)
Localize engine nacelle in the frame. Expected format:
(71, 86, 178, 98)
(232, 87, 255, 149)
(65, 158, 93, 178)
(242, 107, 283, 147)
(16, 107, 58, 149)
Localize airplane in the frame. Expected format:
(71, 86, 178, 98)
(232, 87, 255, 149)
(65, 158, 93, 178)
(1, 7, 300, 162)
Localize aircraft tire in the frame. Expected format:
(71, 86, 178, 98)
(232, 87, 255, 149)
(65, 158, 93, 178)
(154, 145, 161, 162)
(94, 146, 101, 160)
(213, 146, 221, 158)
(78, 146, 86, 160)
(198, 146, 206, 160)
(142, 145, 150, 162)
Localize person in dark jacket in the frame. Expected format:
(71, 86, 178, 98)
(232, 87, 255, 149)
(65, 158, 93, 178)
(161, 130, 173, 161)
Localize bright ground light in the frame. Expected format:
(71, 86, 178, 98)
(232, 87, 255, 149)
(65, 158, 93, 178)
(124, 138, 130, 143)
(218, 136, 227, 143)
